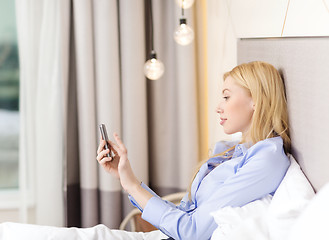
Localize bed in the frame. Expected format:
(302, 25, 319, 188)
(1, 37, 329, 239)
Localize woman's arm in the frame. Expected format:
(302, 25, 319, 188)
(140, 139, 290, 240)
(96, 133, 152, 209)
(125, 182, 153, 209)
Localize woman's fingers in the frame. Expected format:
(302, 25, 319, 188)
(97, 138, 106, 155)
(100, 156, 112, 164)
(97, 133, 126, 161)
(107, 139, 119, 154)
(96, 149, 109, 161)
(108, 139, 123, 156)
(113, 132, 127, 153)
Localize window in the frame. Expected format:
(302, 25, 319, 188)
(0, 0, 20, 192)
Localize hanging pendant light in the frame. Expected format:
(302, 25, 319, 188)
(144, 50, 164, 80)
(174, 1, 194, 46)
(175, 0, 195, 9)
(174, 18, 194, 46)
(144, 0, 164, 80)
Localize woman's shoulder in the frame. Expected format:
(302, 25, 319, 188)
(245, 136, 289, 166)
(248, 136, 284, 154)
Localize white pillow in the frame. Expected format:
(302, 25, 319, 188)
(210, 154, 315, 240)
(211, 195, 272, 240)
(288, 182, 329, 240)
(267, 154, 315, 240)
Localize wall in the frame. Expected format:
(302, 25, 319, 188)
(207, 0, 329, 149)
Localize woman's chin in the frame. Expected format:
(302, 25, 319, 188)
(223, 128, 239, 135)
(223, 129, 234, 135)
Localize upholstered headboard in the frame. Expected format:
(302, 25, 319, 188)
(238, 37, 329, 192)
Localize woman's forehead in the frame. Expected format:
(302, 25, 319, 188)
(222, 76, 237, 91)
(222, 76, 251, 96)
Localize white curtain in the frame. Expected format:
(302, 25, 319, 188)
(16, 0, 200, 228)
(16, 0, 70, 226)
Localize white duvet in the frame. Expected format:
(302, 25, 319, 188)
(0, 223, 168, 240)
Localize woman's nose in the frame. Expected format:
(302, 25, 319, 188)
(215, 105, 223, 114)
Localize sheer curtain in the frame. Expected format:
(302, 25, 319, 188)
(16, 0, 70, 226)
(16, 0, 203, 228)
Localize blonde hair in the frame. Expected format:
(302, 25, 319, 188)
(187, 61, 291, 199)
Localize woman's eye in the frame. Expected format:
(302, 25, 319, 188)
(223, 96, 230, 100)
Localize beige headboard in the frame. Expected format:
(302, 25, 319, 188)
(238, 37, 329, 192)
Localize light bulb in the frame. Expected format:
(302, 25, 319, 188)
(175, 0, 195, 9)
(174, 18, 194, 46)
(144, 51, 164, 80)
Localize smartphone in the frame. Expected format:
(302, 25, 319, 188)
(99, 123, 113, 159)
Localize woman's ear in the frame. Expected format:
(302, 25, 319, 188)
(251, 100, 256, 111)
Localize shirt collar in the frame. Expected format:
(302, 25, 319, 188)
(207, 142, 250, 166)
(232, 142, 249, 158)
(207, 156, 224, 166)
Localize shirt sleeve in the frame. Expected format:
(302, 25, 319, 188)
(128, 182, 177, 212)
(128, 182, 158, 212)
(141, 139, 290, 240)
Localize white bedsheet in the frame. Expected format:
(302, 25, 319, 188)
(0, 223, 168, 240)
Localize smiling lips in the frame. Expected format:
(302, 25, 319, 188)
(220, 118, 227, 125)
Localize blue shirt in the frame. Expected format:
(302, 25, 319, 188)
(128, 136, 290, 240)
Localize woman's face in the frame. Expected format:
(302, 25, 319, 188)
(216, 76, 255, 136)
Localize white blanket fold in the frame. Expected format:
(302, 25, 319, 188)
(0, 222, 167, 240)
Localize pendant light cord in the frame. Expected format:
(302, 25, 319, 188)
(149, 0, 154, 52)
(281, 0, 291, 37)
(323, 0, 329, 13)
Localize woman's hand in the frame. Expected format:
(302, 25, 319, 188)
(97, 132, 153, 209)
(96, 133, 140, 192)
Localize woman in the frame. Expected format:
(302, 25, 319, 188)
(96, 61, 291, 239)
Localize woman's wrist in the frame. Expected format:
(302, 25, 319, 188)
(126, 180, 153, 209)
(125, 178, 141, 195)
